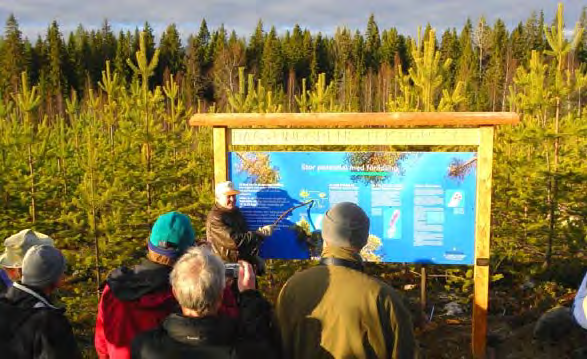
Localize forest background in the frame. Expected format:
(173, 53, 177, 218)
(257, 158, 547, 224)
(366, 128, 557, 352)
(0, 3, 586, 357)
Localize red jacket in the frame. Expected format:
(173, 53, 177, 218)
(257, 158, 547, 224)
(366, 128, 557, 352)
(95, 260, 178, 359)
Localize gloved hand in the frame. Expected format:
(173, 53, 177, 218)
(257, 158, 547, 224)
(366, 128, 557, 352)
(256, 225, 275, 237)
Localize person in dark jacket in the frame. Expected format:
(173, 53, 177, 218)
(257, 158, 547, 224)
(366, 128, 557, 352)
(0, 244, 81, 359)
(95, 211, 197, 359)
(276, 202, 417, 359)
(0, 268, 10, 294)
(0, 229, 55, 295)
(131, 247, 277, 359)
(206, 181, 274, 271)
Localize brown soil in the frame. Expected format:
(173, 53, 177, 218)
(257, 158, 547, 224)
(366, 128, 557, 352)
(418, 314, 587, 359)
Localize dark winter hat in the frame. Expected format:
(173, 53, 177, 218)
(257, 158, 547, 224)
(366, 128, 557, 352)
(148, 212, 195, 259)
(322, 202, 370, 249)
(21, 244, 66, 288)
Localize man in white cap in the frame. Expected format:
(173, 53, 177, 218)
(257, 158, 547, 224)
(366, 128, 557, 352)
(0, 244, 81, 358)
(206, 181, 274, 273)
(0, 229, 54, 295)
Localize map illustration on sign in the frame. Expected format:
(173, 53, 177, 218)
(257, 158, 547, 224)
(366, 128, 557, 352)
(229, 151, 477, 264)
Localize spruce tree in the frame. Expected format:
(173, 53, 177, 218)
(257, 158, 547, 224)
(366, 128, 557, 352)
(455, 19, 480, 109)
(260, 26, 284, 91)
(364, 15, 381, 110)
(46, 21, 68, 114)
(184, 19, 213, 105)
(484, 19, 508, 111)
(247, 20, 265, 76)
(439, 28, 460, 90)
(282, 24, 307, 110)
(158, 24, 184, 84)
(1, 14, 26, 95)
(114, 30, 133, 85)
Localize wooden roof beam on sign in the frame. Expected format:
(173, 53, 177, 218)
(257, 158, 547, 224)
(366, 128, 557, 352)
(189, 112, 520, 128)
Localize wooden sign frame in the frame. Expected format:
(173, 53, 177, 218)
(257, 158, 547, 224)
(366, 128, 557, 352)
(190, 112, 518, 358)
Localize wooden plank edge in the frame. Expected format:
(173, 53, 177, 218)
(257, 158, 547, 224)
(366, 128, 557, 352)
(190, 112, 519, 127)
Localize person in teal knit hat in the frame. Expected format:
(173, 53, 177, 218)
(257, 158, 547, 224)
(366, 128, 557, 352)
(95, 211, 196, 359)
(146, 211, 196, 266)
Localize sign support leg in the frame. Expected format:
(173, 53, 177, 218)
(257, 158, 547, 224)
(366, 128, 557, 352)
(213, 127, 228, 185)
(472, 126, 494, 358)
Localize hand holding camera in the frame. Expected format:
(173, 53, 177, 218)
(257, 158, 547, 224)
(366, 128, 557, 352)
(237, 260, 256, 292)
(225, 261, 256, 292)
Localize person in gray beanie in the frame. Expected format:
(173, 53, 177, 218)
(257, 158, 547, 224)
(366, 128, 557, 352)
(276, 202, 417, 359)
(0, 244, 81, 359)
(21, 244, 66, 288)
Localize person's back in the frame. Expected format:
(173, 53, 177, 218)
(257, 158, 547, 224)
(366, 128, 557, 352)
(276, 202, 416, 359)
(0, 245, 81, 359)
(95, 212, 196, 359)
(95, 259, 179, 358)
(131, 314, 237, 359)
(132, 248, 278, 359)
(277, 246, 415, 358)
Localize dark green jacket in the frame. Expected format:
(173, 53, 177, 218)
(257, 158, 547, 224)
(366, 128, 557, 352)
(276, 246, 416, 359)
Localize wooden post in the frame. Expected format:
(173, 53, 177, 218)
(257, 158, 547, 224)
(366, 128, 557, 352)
(472, 126, 494, 358)
(213, 127, 229, 185)
(420, 266, 427, 313)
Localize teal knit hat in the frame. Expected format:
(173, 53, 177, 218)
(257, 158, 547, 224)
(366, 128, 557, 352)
(148, 212, 195, 257)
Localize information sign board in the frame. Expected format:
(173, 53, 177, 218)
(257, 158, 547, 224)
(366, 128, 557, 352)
(230, 151, 477, 264)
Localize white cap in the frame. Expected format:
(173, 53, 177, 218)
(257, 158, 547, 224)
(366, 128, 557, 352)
(215, 181, 240, 197)
(0, 229, 54, 268)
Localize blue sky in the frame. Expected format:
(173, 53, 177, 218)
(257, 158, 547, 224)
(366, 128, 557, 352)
(0, 0, 584, 41)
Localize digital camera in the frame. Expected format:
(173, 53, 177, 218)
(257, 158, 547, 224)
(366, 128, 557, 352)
(225, 263, 240, 278)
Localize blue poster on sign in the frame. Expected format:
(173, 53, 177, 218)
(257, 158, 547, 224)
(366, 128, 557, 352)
(229, 152, 477, 265)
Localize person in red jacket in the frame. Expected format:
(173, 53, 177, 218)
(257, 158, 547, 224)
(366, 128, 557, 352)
(95, 212, 196, 359)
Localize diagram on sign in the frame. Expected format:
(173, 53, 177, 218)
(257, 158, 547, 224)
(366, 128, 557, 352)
(298, 189, 328, 209)
(384, 208, 402, 239)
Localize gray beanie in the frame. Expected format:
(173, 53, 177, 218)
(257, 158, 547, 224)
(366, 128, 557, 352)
(21, 245, 66, 288)
(322, 202, 370, 249)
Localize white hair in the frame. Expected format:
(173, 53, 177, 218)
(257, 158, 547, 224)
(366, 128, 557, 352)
(170, 247, 225, 315)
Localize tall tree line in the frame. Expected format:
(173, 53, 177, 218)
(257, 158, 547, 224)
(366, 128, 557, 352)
(1, 8, 585, 115)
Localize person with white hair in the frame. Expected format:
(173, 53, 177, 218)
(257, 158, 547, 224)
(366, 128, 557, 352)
(131, 247, 277, 358)
(206, 181, 274, 274)
(276, 202, 416, 359)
